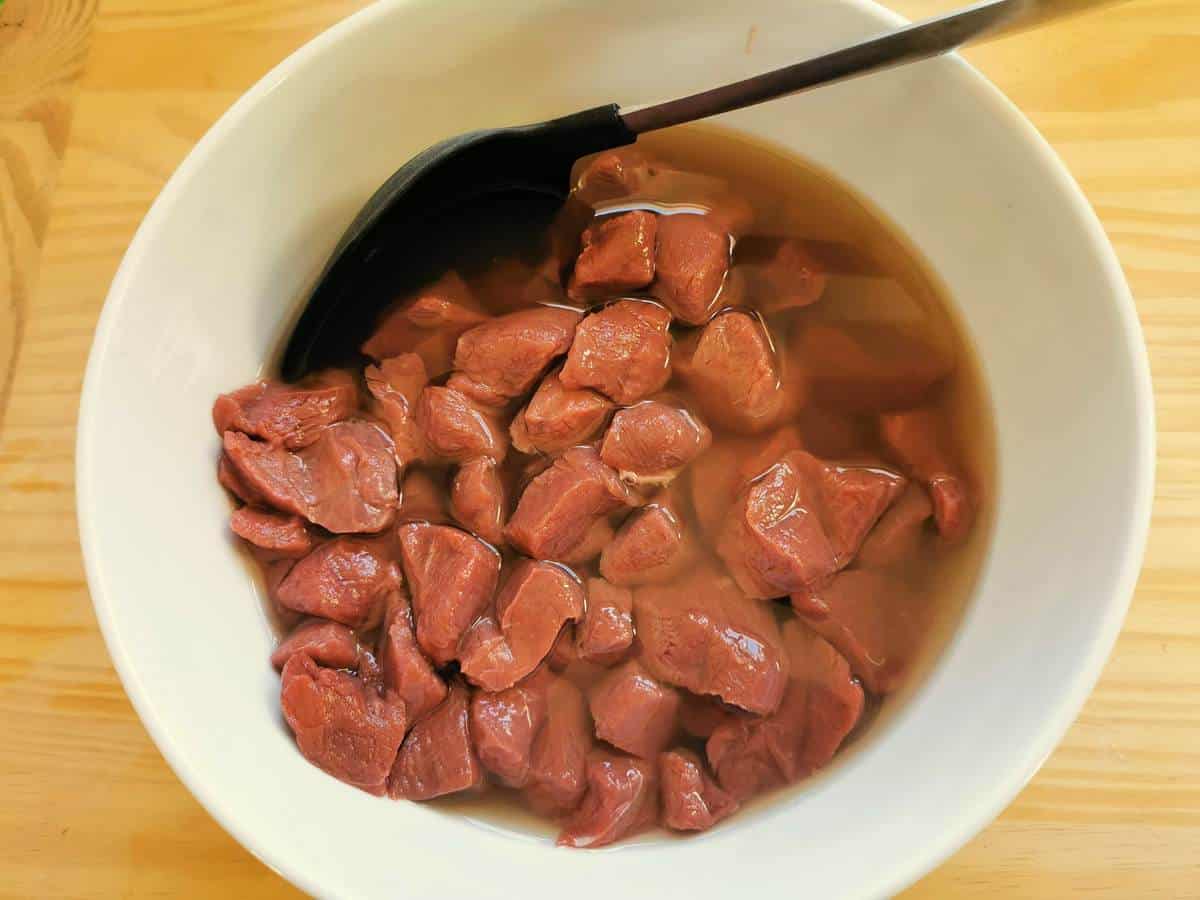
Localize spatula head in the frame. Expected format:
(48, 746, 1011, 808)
(281, 103, 634, 381)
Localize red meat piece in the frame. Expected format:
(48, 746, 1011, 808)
(280, 653, 407, 796)
(706, 620, 863, 798)
(453, 306, 582, 401)
(270, 619, 360, 671)
(677, 311, 783, 433)
(469, 668, 552, 788)
(510, 372, 612, 455)
(361, 271, 487, 376)
(589, 659, 680, 759)
(275, 537, 399, 628)
(717, 450, 904, 598)
(222, 421, 398, 533)
(230, 507, 316, 557)
(634, 568, 789, 715)
(449, 457, 506, 546)
(505, 447, 633, 561)
(575, 578, 635, 666)
(791, 569, 929, 695)
(736, 236, 827, 313)
(397, 523, 501, 665)
(879, 408, 975, 543)
(213, 372, 357, 450)
(459, 560, 586, 691)
(854, 482, 935, 569)
(599, 497, 693, 587)
(364, 352, 428, 466)
(600, 401, 711, 485)
(415, 385, 507, 463)
(558, 300, 672, 405)
(570, 149, 650, 207)
(659, 748, 738, 831)
(651, 214, 730, 325)
(389, 683, 484, 800)
(795, 323, 953, 413)
(525, 677, 593, 816)
(557, 752, 658, 848)
(568, 210, 657, 300)
(377, 591, 447, 722)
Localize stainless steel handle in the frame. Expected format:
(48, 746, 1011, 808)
(620, 0, 1125, 134)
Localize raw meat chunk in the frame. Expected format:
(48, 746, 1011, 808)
(213, 372, 356, 450)
(510, 372, 612, 455)
(444, 372, 510, 410)
(599, 498, 692, 586)
(361, 272, 487, 375)
(736, 236, 827, 313)
(707, 621, 863, 798)
(364, 352, 428, 466)
(453, 306, 581, 401)
(270, 620, 360, 671)
(222, 421, 398, 533)
(659, 748, 738, 831)
(280, 653, 407, 796)
(449, 457, 505, 546)
(634, 569, 789, 715)
(557, 752, 658, 848)
(218, 453, 264, 505)
(389, 683, 483, 800)
(470, 669, 551, 788)
(377, 591, 447, 722)
(568, 210, 657, 300)
(571, 149, 650, 207)
(506, 447, 633, 560)
(600, 401, 711, 485)
(416, 385, 507, 463)
(473, 257, 571, 315)
(589, 659, 680, 759)
(398, 523, 501, 665)
(275, 537, 399, 628)
(576, 578, 635, 666)
(880, 408, 975, 542)
(525, 677, 592, 816)
(650, 214, 730, 325)
(854, 482, 934, 569)
(677, 311, 783, 433)
(559, 300, 672, 405)
(795, 323, 952, 413)
(791, 569, 927, 695)
(717, 450, 904, 598)
(459, 560, 586, 691)
(230, 507, 316, 557)
(559, 518, 615, 566)
(689, 426, 806, 544)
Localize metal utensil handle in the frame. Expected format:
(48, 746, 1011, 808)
(620, 0, 1121, 134)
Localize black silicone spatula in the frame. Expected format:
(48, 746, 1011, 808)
(281, 0, 1119, 380)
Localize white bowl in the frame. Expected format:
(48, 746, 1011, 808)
(77, 0, 1154, 897)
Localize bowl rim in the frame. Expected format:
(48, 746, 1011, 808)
(76, 0, 1155, 896)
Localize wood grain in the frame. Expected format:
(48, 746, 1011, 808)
(0, 0, 95, 424)
(1, 1, 1197, 897)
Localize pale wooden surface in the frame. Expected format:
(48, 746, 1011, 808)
(0, 0, 94, 422)
(1, 0, 1197, 896)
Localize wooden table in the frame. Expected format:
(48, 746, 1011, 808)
(2, 0, 1197, 895)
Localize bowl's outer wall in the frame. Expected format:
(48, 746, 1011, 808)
(77, 1, 1153, 898)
